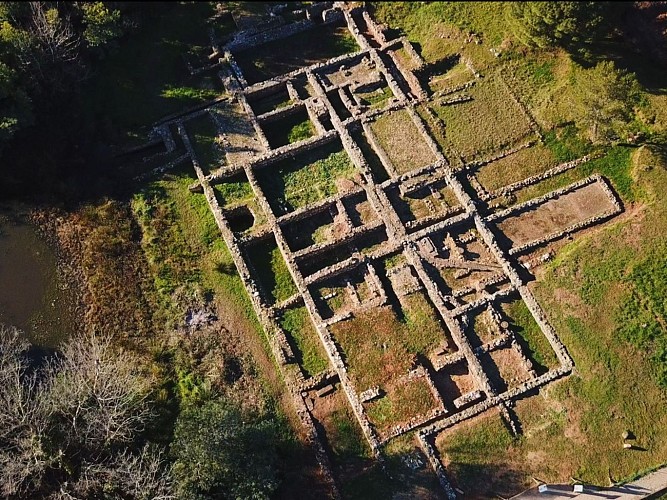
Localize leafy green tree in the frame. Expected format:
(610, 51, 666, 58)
(81, 2, 122, 48)
(0, 2, 125, 154)
(507, 2, 624, 57)
(572, 60, 641, 143)
(171, 399, 281, 500)
(0, 62, 32, 150)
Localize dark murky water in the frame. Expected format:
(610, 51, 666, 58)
(0, 206, 75, 347)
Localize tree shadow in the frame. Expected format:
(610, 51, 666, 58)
(445, 461, 530, 499)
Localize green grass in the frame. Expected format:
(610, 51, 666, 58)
(131, 162, 262, 334)
(234, 24, 358, 84)
(349, 127, 390, 183)
(311, 223, 332, 245)
(579, 146, 637, 201)
(508, 145, 667, 484)
(329, 404, 371, 462)
(262, 109, 315, 148)
(371, 2, 510, 58)
(331, 290, 448, 391)
(425, 60, 475, 94)
(544, 124, 594, 163)
(279, 306, 328, 378)
(500, 51, 574, 130)
(79, 2, 228, 146)
(511, 144, 634, 205)
(257, 143, 356, 214)
(400, 293, 451, 355)
(287, 119, 315, 144)
(212, 176, 254, 208)
(436, 411, 520, 496)
(430, 73, 534, 161)
(356, 85, 394, 109)
(616, 249, 667, 388)
(501, 299, 559, 372)
(132, 180, 203, 322)
(161, 85, 220, 102)
(475, 144, 558, 192)
(365, 378, 436, 431)
(370, 109, 437, 174)
(246, 240, 298, 304)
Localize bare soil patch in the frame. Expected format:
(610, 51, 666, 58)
(209, 101, 264, 165)
(496, 181, 617, 249)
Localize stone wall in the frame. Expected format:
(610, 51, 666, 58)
(146, 5, 645, 495)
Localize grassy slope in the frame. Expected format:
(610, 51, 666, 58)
(372, 0, 667, 489)
(438, 148, 667, 494)
(532, 146, 667, 478)
(132, 163, 332, 497)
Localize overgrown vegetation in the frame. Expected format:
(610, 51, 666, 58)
(280, 305, 329, 377)
(0, 327, 169, 498)
(257, 143, 357, 214)
(246, 240, 298, 304)
(171, 398, 282, 499)
(501, 299, 559, 372)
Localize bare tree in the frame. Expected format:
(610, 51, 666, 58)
(0, 327, 164, 498)
(50, 445, 175, 500)
(47, 332, 153, 452)
(0, 326, 54, 498)
(28, 2, 80, 64)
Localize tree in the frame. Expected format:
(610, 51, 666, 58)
(572, 61, 641, 143)
(47, 331, 152, 451)
(0, 326, 166, 498)
(507, 2, 625, 58)
(80, 2, 122, 48)
(0, 61, 33, 149)
(0, 326, 53, 498)
(56, 445, 174, 500)
(171, 399, 281, 500)
(0, 2, 125, 153)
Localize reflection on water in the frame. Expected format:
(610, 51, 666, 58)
(0, 206, 75, 347)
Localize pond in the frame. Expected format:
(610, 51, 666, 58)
(0, 206, 76, 347)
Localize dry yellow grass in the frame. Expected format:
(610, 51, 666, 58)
(370, 109, 438, 174)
